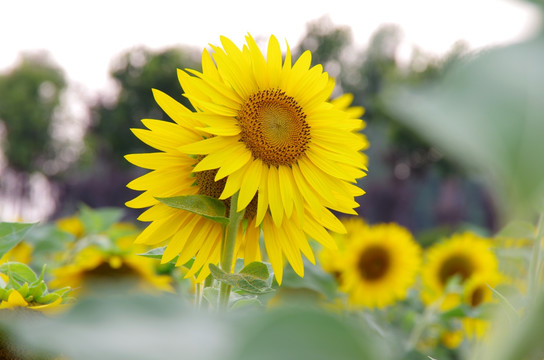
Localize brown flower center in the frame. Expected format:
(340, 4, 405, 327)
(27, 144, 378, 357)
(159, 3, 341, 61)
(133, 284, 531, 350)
(438, 254, 474, 286)
(237, 89, 310, 167)
(357, 245, 390, 281)
(470, 286, 486, 307)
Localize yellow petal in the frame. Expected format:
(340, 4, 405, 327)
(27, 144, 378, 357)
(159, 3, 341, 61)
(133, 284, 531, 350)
(276, 166, 295, 218)
(277, 223, 304, 277)
(267, 166, 284, 226)
(238, 159, 263, 211)
(263, 217, 284, 284)
(214, 145, 252, 180)
(267, 35, 282, 88)
(302, 215, 337, 250)
(219, 164, 248, 200)
(255, 165, 270, 227)
(135, 212, 184, 245)
(161, 214, 200, 263)
(152, 89, 201, 128)
(2, 290, 28, 308)
(193, 142, 247, 173)
(178, 135, 235, 155)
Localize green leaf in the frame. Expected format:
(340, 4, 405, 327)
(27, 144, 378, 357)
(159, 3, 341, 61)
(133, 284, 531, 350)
(281, 259, 337, 299)
(156, 195, 229, 225)
(209, 264, 274, 295)
(440, 304, 472, 319)
(79, 205, 124, 234)
(496, 221, 536, 239)
(139, 246, 166, 260)
(202, 287, 219, 308)
(0, 222, 36, 258)
(0, 262, 39, 284)
(139, 247, 196, 269)
(231, 307, 383, 360)
(230, 297, 262, 310)
(238, 261, 269, 280)
(487, 284, 520, 321)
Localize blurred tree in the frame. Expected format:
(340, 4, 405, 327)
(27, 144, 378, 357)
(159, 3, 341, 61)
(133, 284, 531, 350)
(295, 19, 495, 234)
(0, 53, 66, 172)
(89, 46, 200, 166)
(59, 46, 200, 214)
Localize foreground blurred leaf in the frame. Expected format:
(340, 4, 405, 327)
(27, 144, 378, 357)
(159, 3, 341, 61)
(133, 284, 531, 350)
(5, 293, 387, 360)
(157, 195, 229, 225)
(479, 288, 544, 360)
(384, 36, 544, 220)
(281, 259, 337, 299)
(0, 222, 35, 258)
(228, 306, 386, 360)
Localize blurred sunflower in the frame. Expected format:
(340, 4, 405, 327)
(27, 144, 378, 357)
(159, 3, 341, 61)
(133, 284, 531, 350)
(421, 232, 499, 306)
(0, 242, 33, 265)
(126, 34, 367, 283)
(335, 221, 421, 308)
(460, 272, 501, 340)
(51, 227, 173, 294)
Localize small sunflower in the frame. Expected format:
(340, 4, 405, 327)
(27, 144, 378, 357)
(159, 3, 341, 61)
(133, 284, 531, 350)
(51, 230, 173, 294)
(460, 272, 501, 340)
(421, 232, 499, 306)
(126, 34, 368, 283)
(336, 221, 421, 309)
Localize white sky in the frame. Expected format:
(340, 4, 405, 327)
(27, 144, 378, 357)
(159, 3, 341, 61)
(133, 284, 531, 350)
(1, 0, 541, 96)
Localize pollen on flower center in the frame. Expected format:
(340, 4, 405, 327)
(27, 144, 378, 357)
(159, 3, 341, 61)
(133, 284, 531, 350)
(357, 245, 390, 281)
(238, 89, 310, 167)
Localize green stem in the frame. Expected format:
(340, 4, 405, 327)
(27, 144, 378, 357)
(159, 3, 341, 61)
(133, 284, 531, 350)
(218, 191, 244, 310)
(406, 297, 442, 352)
(528, 212, 544, 300)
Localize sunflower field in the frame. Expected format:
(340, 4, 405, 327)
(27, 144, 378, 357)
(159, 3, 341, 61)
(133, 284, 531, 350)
(1, 5, 544, 360)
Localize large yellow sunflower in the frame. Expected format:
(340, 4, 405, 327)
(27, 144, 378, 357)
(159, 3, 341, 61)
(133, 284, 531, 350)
(421, 232, 499, 306)
(336, 221, 421, 309)
(126, 35, 368, 283)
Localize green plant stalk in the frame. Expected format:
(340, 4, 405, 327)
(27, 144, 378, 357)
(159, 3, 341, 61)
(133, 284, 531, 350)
(218, 191, 244, 310)
(528, 211, 544, 300)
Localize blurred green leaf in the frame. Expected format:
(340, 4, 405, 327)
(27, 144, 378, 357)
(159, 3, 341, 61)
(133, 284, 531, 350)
(229, 306, 385, 360)
(203, 287, 219, 308)
(281, 259, 337, 299)
(239, 261, 269, 280)
(0, 222, 36, 258)
(0, 262, 39, 285)
(384, 37, 544, 220)
(209, 264, 274, 295)
(79, 205, 124, 234)
(157, 195, 229, 225)
(496, 220, 536, 239)
(480, 289, 544, 360)
(138, 246, 166, 260)
(230, 297, 262, 310)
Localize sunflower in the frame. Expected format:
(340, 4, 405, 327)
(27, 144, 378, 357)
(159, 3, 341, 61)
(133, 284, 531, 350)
(335, 221, 421, 308)
(460, 272, 501, 340)
(126, 35, 367, 283)
(421, 232, 499, 306)
(51, 228, 173, 294)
